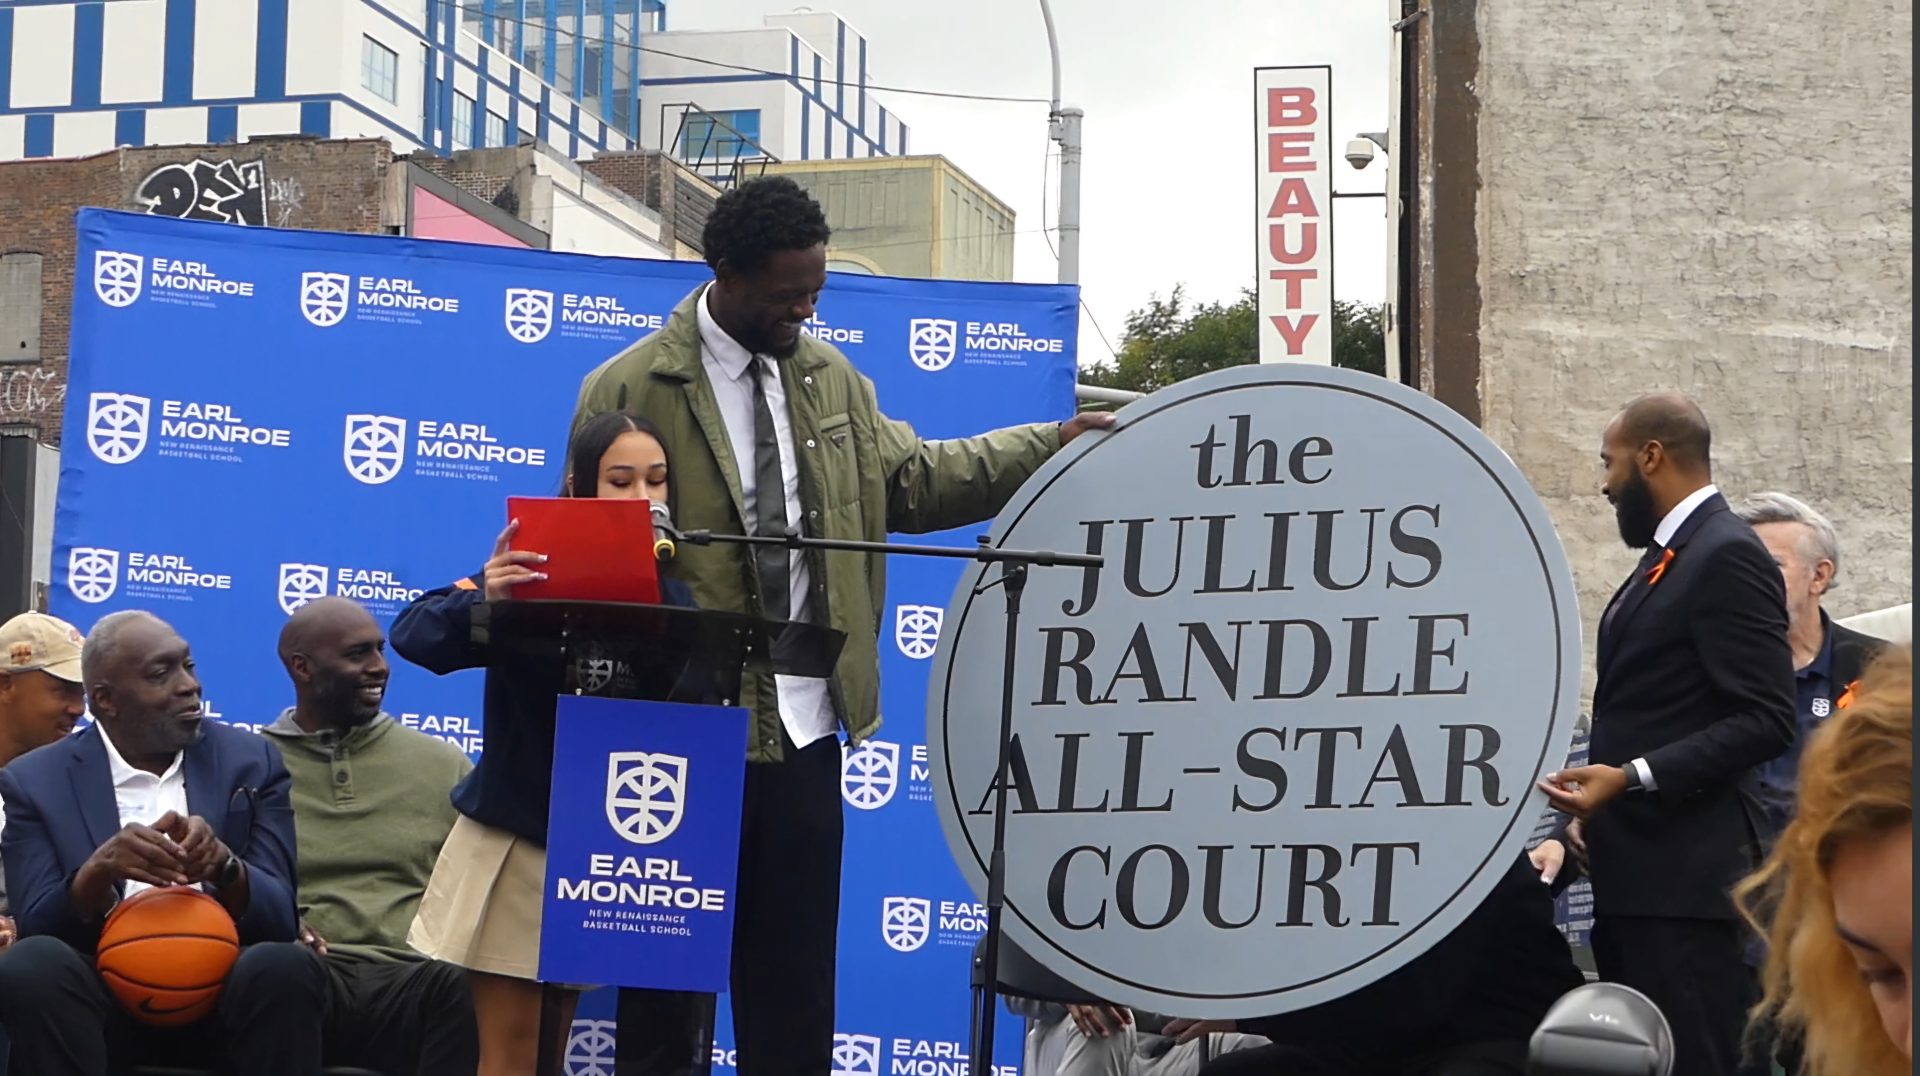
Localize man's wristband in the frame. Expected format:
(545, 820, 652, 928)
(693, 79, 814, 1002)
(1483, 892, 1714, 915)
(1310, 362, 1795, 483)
(1620, 764, 1643, 793)
(215, 851, 243, 890)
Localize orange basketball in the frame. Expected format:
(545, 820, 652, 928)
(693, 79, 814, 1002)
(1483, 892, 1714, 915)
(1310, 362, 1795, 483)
(95, 886, 240, 1027)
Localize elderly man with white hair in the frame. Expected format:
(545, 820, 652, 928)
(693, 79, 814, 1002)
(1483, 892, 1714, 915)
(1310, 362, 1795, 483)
(1732, 491, 1886, 838)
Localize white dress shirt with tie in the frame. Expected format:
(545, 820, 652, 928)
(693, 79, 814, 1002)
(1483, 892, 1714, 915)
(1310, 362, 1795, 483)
(695, 285, 838, 750)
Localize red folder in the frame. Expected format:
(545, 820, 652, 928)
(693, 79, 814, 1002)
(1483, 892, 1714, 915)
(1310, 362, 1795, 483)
(505, 496, 660, 604)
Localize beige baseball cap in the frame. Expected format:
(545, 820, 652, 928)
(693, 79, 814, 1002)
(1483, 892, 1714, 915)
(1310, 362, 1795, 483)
(0, 612, 85, 683)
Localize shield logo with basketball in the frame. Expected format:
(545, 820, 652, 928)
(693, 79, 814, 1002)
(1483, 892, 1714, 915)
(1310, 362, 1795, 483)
(604, 751, 689, 845)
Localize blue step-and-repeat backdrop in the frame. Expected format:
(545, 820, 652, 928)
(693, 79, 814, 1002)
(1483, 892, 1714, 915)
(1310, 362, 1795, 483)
(55, 208, 1073, 1076)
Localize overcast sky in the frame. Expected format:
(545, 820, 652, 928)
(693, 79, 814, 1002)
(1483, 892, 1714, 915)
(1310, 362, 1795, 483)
(667, 0, 1393, 368)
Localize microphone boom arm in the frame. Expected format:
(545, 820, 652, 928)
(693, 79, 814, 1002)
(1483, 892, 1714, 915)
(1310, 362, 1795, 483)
(671, 526, 1105, 569)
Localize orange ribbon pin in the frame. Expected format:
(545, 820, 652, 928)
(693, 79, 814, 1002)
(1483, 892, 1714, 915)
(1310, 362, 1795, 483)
(1836, 679, 1860, 710)
(1645, 548, 1675, 587)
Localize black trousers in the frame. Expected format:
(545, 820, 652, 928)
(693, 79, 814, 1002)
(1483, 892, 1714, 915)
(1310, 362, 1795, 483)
(619, 732, 843, 1076)
(1590, 915, 1766, 1076)
(0, 935, 326, 1076)
(321, 954, 477, 1075)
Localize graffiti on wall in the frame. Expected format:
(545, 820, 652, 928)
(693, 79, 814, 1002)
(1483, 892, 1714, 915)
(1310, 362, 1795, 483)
(137, 158, 268, 226)
(267, 175, 306, 227)
(0, 368, 64, 417)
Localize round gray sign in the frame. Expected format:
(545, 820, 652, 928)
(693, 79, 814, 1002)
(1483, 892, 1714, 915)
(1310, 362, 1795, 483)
(927, 363, 1580, 1018)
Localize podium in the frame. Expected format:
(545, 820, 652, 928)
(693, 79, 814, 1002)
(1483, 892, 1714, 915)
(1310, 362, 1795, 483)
(481, 599, 843, 1076)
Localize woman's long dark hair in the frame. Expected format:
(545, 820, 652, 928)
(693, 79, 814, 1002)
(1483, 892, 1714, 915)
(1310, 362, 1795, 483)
(564, 411, 666, 498)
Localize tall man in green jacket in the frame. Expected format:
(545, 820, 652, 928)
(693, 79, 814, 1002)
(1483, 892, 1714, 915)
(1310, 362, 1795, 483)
(571, 176, 1112, 1076)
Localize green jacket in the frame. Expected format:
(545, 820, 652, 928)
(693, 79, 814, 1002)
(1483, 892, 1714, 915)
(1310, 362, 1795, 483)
(572, 286, 1062, 762)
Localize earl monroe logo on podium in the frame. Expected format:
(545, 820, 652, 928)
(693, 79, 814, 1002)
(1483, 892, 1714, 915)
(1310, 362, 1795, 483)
(928, 363, 1581, 1019)
(541, 695, 750, 992)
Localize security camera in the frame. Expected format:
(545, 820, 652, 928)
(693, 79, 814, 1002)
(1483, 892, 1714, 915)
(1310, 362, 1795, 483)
(1345, 138, 1377, 170)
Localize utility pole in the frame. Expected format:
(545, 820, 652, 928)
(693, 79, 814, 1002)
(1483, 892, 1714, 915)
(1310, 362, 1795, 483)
(1039, 0, 1081, 285)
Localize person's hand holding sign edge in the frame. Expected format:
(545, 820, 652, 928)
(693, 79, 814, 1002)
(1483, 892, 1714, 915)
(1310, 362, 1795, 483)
(484, 519, 548, 601)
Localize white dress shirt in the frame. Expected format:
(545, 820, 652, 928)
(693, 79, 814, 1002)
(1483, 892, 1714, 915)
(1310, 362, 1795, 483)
(98, 723, 190, 898)
(1628, 482, 1719, 792)
(696, 285, 838, 750)
(1652, 483, 1719, 549)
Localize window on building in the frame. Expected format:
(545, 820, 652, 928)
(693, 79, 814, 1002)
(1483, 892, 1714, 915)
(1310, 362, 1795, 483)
(459, 4, 515, 54)
(452, 92, 475, 149)
(553, 26, 577, 96)
(583, 45, 604, 117)
(0, 253, 44, 363)
(611, 10, 637, 137)
(495, 17, 517, 58)
(520, 17, 546, 81)
(361, 36, 399, 103)
(486, 112, 509, 148)
(679, 109, 762, 161)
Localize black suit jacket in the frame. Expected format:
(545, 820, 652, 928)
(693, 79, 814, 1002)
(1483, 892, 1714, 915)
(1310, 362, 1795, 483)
(0, 722, 300, 953)
(1584, 493, 1796, 919)
(1241, 855, 1585, 1053)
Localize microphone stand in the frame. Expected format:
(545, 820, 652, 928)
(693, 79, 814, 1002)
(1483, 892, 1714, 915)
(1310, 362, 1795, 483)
(666, 523, 1103, 1076)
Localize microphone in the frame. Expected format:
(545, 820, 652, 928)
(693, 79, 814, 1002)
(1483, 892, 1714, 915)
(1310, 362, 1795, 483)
(649, 502, 678, 561)
(1527, 983, 1673, 1076)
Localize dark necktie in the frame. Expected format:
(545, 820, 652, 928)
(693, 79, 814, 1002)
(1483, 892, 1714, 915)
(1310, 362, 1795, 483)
(746, 356, 792, 625)
(1601, 542, 1666, 638)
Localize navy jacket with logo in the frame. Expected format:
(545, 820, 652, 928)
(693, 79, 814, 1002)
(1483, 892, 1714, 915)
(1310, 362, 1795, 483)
(390, 572, 709, 847)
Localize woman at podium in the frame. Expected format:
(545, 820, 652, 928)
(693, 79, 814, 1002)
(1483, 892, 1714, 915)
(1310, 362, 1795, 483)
(392, 411, 703, 1076)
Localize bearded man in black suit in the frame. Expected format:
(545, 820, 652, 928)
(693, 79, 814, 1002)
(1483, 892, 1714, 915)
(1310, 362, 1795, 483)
(1537, 392, 1796, 1076)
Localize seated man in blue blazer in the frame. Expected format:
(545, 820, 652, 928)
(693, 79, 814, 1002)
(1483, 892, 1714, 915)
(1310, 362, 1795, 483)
(0, 610, 325, 1076)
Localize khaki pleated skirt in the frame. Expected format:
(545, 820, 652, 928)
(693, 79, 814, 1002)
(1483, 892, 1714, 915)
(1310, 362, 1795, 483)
(408, 813, 554, 981)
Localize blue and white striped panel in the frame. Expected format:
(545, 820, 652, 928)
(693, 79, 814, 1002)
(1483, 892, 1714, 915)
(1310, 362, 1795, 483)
(0, 115, 26, 160)
(237, 101, 302, 141)
(8, 5, 77, 111)
(191, 0, 260, 100)
(53, 109, 114, 155)
(143, 105, 213, 146)
(101, 2, 167, 105)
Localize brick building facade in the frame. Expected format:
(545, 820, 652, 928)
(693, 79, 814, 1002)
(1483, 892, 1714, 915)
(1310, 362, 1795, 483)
(0, 137, 399, 444)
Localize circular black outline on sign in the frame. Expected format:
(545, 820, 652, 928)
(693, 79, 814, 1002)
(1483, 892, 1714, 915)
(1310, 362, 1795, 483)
(934, 376, 1571, 1003)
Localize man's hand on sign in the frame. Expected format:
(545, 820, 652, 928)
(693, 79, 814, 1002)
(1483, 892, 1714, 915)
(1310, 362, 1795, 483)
(1529, 839, 1566, 884)
(1536, 765, 1629, 820)
(483, 519, 548, 601)
(1059, 412, 1117, 446)
(1163, 1018, 1237, 1045)
(1066, 1004, 1132, 1039)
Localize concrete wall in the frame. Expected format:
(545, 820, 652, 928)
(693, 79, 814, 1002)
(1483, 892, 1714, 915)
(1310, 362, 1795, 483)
(766, 156, 1016, 281)
(1420, 0, 1912, 695)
